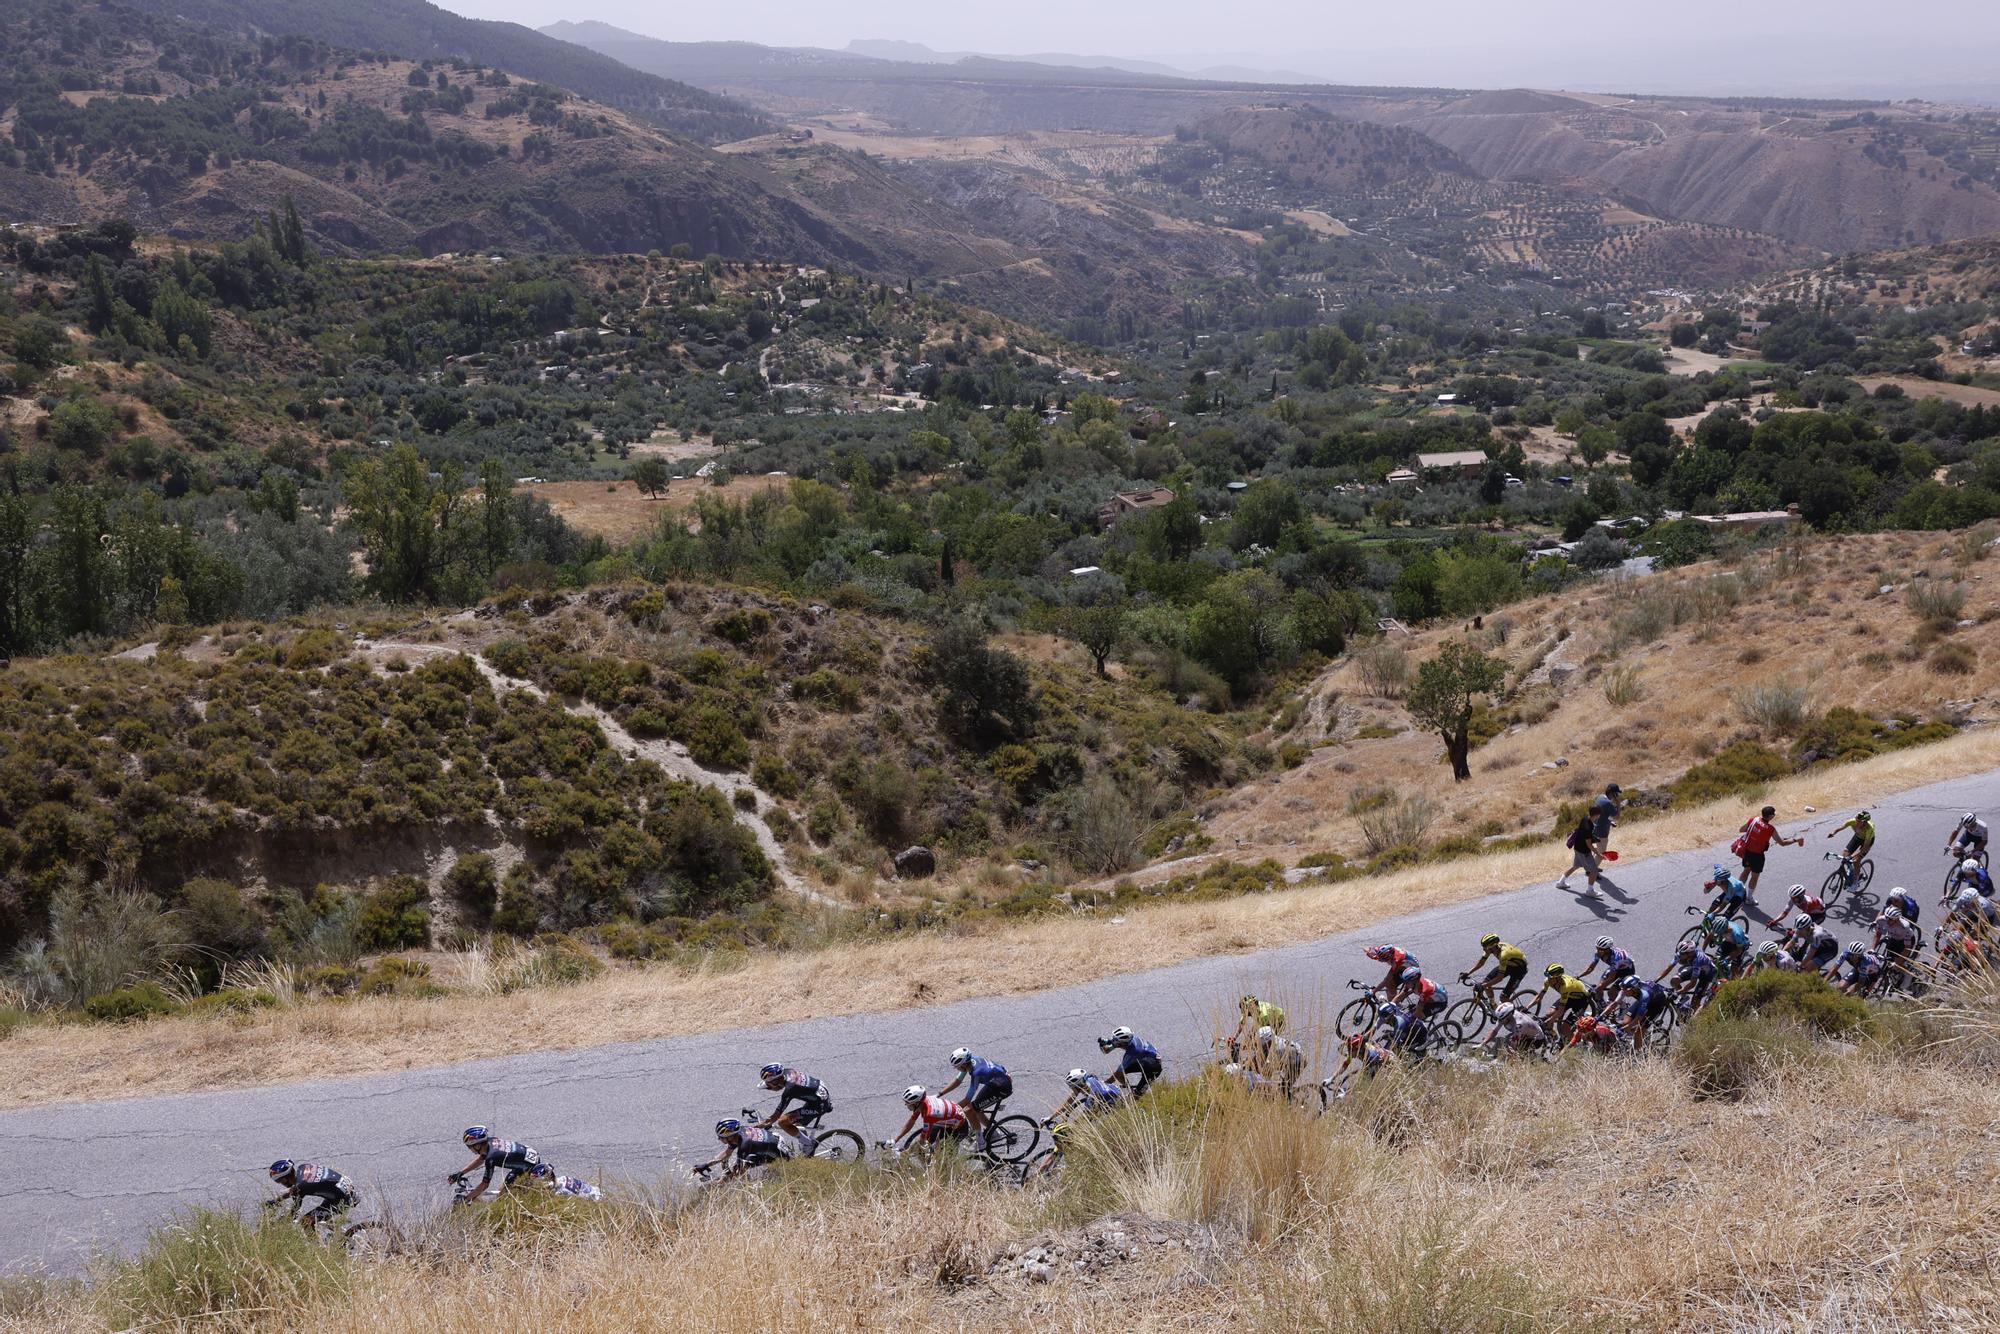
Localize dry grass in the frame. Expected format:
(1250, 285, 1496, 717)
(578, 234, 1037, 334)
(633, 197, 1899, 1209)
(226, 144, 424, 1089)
(2, 729, 1993, 1111)
(10, 1018, 1999, 1332)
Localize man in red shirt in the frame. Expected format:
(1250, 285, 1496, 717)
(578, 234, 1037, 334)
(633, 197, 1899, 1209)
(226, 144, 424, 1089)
(1735, 804, 1802, 900)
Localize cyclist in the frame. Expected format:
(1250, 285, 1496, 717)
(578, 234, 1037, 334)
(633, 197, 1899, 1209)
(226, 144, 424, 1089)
(1751, 940, 1798, 972)
(1704, 864, 1750, 916)
(1391, 964, 1450, 1020)
(1826, 810, 1877, 880)
(1051, 1067, 1122, 1120)
(1950, 857, 1996, 899)
(1098, 1027, 1164, 1098)
(1882, 886, 1921, 925)
(1779, 884, 1827, 926)
(757, 1064, 833, 1143)
(888, 1085, 969, 1153)
(1834, 943, 1885, 997)
(939, 1048, 1012, 1149)
(1617, 976, 1674, 1051)
(1486, 1002, 1548, 1055)
(1248, 1025, 1307, 1093)
(1947, 813, 1989, 863)
(1363, 944, 1419, 995)
(1372, 998, 1430, 1053)
(1945, 885, 1998, 933)
(1777, 913, 1841, 975)
(1458, 933, 1529, 1001)
(696, 1118, 792, 1180)
(266, 1160, 356, 1234)
(450, 1127, 544, 1202)
(1330, 1031, 1396, 1085)
(1936, 925, 1988, 976)
(1566, 1012, 1621, 1053)
(1658, 942, 1719, 1010)
(1230, 995, 1287, 1056)
(1713, 916, 1753, 978)
(541, 1170, 604, 1201)
(1870, 904, 1919, 986)
(1734, 805, 1803, 899)
(1527, 963, 1595, 1035)
(1579, 935, 1637, 1001)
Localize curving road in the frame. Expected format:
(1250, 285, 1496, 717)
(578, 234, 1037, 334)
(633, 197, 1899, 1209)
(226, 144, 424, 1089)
(3, 768, 1995, 1274)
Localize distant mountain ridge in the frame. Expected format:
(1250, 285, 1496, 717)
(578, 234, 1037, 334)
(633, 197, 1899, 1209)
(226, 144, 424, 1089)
(125, 0, 771, 144)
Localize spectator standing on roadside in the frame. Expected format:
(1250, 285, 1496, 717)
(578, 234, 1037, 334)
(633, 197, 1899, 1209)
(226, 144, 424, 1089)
(1733, 804, 1802, 902)
(1557, 783, 1620, 900)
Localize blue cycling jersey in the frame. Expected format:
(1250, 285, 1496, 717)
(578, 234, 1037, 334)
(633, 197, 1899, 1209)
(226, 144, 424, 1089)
(1599, 948, 1633, 973)
(1677, 955, 1717, 984)
(1630, 983, 1670, 1016)
(964, 1056, 1007, 1085)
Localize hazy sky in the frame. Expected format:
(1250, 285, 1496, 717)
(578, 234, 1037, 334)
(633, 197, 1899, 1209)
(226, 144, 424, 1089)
(441, 0, 2000, 99)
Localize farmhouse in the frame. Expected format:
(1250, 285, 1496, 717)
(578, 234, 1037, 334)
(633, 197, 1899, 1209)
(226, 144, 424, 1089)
(1094, 487, 1176, 528)
(1414, 450, 1488, 478)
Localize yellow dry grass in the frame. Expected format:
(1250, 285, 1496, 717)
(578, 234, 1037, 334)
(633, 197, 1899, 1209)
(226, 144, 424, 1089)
(2, 727, 1991, 1111)
(11, 1015, 1997, 1331)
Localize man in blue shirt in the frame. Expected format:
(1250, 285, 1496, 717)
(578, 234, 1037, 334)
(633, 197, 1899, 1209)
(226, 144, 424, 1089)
(939, 1047, 1013, 1148)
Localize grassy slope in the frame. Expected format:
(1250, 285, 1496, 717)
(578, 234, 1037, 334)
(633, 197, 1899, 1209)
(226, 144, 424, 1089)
(7, 992, 1998, 1330)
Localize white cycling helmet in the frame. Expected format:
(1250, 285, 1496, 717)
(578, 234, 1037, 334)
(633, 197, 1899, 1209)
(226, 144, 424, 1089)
(1494, 1002, 1517, 1023)
(901, 1085, 927, 1107)
(1109, 1026, 1134, 1044)
(1595, 935, 1614, 951)
(1794, 913, 1814, 930)
(1786, 884, 1807, 898)
(1964, 813, 1978, 824)
(1964, 858, 1983, 873)
(1755, 941, 1779, 959)
(1064, 1068, 1090, 1089)
(1256, 1025, 1274, 1042)
(948, 1047, 972, 1068)
(1885, 906, 1903, 922)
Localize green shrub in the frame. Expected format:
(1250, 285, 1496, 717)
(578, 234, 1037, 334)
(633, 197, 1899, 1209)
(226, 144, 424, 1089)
(0, 1006, 30, 1039)
(298, 964, 357, 996)
(101, 1209, 348, 1328)
(807, 799, 842, 844)
(1732, 677, 1813, 735)
(356, 879, 430, 950)
(83, 981, 177, 1023)
(794, 667, 860, 710)
(752, 752, 802, 798)
(443, 853, 499, 926)
(176, 878, 266, 965)
(1905, 577, 1966, 624)
(1704, 967, 1872, 1037)
(281, 628, 346, 670)
(185, 987, 279, 1016)
(989, 742, 1084, 805)
(354, 955, 443, 998)
(676, 701, 751, 770)
(1930, 641, 1976, 675)
(1791, 707, 1955, 766)
(711, 606, 772, 643)
(1667, 740, 1790, 808)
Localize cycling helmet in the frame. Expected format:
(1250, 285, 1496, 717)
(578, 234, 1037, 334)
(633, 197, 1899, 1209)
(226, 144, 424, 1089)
(901, 1085, 927, 1107)
(1544, 962, 1566, 977)
(1755, 941, 1780, 960)
(1109, 1026, 1134, 1045)
(758, 1063, 786, 1083)
(1965, 813, 1977, 824)
(948, 1047, 973, 1068)
(1257, 1025, 1275, 1043)
(1343, 1033, 1365, 1053)
(1793, 913, 1814, 931)
(1494, 1003, 1516, 1023)
(1621, 975, 1643, 992)
(1573, 1014, 1597, 1033)
(1885, 906, 1903, 922)
(1240, 994, 1258, 1010)
(1964, 858, 1983, 873)
(1857, 810, 1870, 821)
(1843, 942, 1864, 960)
(715, 1118, 743, 1140)
(1596, 935, 1615, 951)
(267, 1159, 296, 1181)
(1675, 941, 1695, 960)
(1479, 933, 1501, 949)
(1712, 865, 1730, 882)
(1065, 1068, 1090, 1089)
(1364, 944, 1396, 961)
(1222, 1062, 1242, 1076)
(462, 1125, 491, 1147)
(1397, 964, 1423, 985)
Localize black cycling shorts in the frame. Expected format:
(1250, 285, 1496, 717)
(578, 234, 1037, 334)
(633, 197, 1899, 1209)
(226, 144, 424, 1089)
(1740, 850, 1766, 873)
(967, 1076, 1012, 1111)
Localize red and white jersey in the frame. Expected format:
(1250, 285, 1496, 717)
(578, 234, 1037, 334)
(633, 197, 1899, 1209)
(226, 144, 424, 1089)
(916, 1095, 966, 1129)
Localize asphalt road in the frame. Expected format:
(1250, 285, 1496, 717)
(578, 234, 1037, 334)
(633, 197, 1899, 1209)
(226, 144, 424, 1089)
(4, 767, 1996, 1274)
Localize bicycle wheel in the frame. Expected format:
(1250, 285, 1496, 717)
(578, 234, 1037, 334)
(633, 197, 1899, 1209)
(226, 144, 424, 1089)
(1855, 860, 1875, 893)
(982, 1115, 1041, 1164)
(1018, 1147, 1060, 1184)
(1334, 996, 1378, 1038)
(1822, 868, 1848, 906)
(1443, 996, 1489, 1043)
(808, 1129, 867, 1165)
(1647, 1006, 1675, 1052)
(1432, 1019, 1466, 1053)
(1677, 924, 1706, 951)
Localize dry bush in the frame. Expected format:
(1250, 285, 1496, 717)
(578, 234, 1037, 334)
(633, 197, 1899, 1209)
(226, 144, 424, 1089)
(1906, 576, 1966, 624)
(1353, 641, 1410, 698)
(1731, 677, 1813, 735)
(1356, 792, 1436, 857)
(1600, 663, 1645, 708)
